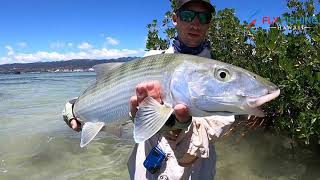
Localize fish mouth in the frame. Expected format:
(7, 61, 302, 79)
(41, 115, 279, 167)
(245, 89, 280, 117)
(192, 89, 280, 117)
(247, 89, 280, 108)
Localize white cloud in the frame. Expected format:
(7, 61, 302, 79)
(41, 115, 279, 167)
(0, 46, 145, 65)
(106, 37, 119, 45)
(16, 42, 27, 48)
(5, 46, 14, 56)
(50, 42, 66, 49)
(67, 42, 73, 47)
(78, 42, 92, 50)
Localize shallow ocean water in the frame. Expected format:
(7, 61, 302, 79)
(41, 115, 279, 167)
(0, 72, 319, 180)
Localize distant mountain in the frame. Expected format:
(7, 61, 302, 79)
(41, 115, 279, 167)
(0, 57, 137, 73)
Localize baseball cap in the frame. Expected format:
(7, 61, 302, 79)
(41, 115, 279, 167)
(175, 0, 214, 12)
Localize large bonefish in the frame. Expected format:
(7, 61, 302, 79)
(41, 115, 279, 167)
(72, 53, 280, 147)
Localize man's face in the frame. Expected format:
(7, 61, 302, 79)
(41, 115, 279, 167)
(173, 2, 211, 47)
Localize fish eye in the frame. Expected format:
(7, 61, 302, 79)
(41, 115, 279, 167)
(215, 68, 231, 82)
(220, 71, 226, 78)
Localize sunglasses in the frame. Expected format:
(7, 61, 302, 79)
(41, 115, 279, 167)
(177, 9, 212, 24)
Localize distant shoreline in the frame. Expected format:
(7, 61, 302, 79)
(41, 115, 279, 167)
(0, 69, 96, 75)
(0, 57, 136, 74)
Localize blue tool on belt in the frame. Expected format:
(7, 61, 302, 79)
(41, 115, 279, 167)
(143, 146, 166, 174)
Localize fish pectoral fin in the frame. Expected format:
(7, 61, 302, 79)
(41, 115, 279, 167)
(133, 97, 174, 143)
(80, 122, 105, 148)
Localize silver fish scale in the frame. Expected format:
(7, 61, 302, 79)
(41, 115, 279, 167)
(73, 54, 182, 125)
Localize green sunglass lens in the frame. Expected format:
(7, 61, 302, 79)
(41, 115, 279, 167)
(198, 13, 211, 24)
(179, 10, 211, 24)
(180, 11, 196, 22)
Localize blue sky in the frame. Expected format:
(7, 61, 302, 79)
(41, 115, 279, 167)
(0, 0, 318, 64)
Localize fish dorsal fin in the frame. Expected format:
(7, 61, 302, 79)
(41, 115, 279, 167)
(80, 122, 105, 148)
(93, 62, 124, 80)
(133, 97, 174, 143)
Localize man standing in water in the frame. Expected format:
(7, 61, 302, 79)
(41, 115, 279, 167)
(64, 0, 235, 179)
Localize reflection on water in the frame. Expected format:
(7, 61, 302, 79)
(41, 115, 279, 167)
(0, 72, 319, 180)
(0, 133, 132, 180)
(215, 131, 320, 180)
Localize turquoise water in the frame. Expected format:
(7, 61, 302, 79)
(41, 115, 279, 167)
(0, 72, 319, 180)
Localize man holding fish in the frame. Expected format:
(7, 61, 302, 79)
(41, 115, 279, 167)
(63, 0, 280, 179)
